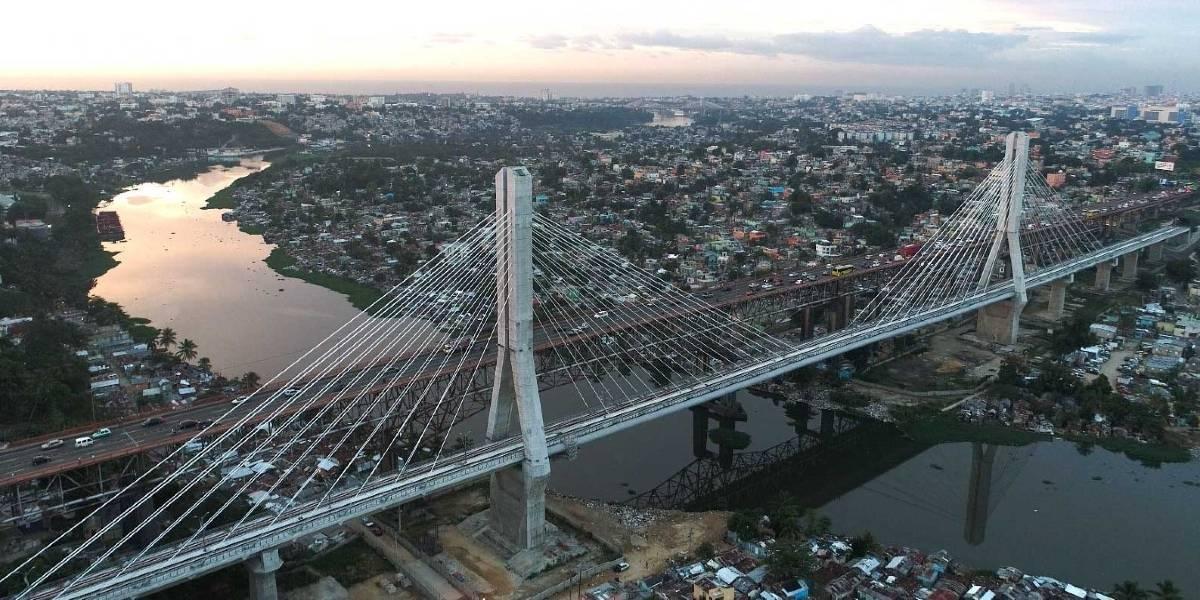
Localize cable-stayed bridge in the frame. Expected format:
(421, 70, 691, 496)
(2, 133, 1193, 599)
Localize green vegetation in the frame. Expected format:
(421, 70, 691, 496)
(508, 106, 653, 130)
(204, 187, 237, 210)
(0, 317, 93, 438)
(1060, 433, 1191, 467)
(264, 248, 384, 312)
(899, 410, 1050, 447)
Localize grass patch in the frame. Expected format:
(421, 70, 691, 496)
(264, 248, 384, 311)
(79, 248, 119, 281)
(900, 413, 1049, 447)
(307, 538, 391, 588)
(204, 187, 236, 210)
(1061, 433, 1191, 467)
(238, 222, 267, 235)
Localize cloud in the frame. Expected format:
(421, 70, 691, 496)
(530, 26, 1029, 67)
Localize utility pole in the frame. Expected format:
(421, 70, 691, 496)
(486, 167, 550, 549)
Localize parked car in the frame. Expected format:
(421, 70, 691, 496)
(613, 561, 630, 573)
(142, 416, 165, 427)
(39, 439, 64, 450)
(91, 428, 112, 439)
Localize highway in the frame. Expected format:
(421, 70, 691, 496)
(0, 189, 1191, 485)
(27, 225, 1189, 600)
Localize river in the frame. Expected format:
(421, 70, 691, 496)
(92, 159, 365, 377)
(93, 165, 1198, 593)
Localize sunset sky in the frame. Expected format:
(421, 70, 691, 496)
(2, 0, 1195, 95)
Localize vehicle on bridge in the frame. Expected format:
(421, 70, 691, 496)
(831, 264, 856, 277)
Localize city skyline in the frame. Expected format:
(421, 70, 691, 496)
(3, 0, 1197, 96)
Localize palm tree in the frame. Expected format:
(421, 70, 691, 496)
(175, 338, 198, 362)
(241, 372, 261, 390)
(1151, 581, 1182, 600)
(197, 357, 212, 372)
(157, 327, 177, 350)
(1112, 581, 1147, 600)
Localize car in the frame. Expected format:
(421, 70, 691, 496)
(282, 388, 301, 396)
(700, 292, 714, 298)
(91, 428, 112, 439)
(593, 311, 610, 319)
(142, 416, 165, 427)
(442, 344, 455, 354)
(39, 439, 64, 450)
(176, 420, 200, 431)
(613, 561, 630, 573)
(32, 455, 52, 466)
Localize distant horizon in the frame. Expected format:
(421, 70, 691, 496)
(5, 0, 1199, 95)
(0, 78, 1190, 100)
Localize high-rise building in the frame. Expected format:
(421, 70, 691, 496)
(980, 90, 994, 103)
(1144, 84, 1164, 97)
(114, 82, 133, 96)
(278, 94, 296, 106)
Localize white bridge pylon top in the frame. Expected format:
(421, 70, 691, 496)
(854, 131, 1102, 326)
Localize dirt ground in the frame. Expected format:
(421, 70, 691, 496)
(547, 495, 730, 599)
(861, 325, 1005, 396)
(347, 575, 418, 600)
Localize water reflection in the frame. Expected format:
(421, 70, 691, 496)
(92, 159, 367, 376)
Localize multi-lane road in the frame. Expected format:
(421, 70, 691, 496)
(0, 189, 1192, 485)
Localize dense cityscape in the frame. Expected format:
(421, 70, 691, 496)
(3, 1, 1200, 590)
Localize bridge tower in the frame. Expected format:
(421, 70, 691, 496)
(975, 132, 1030, 344)
(486, 166, 551, 549)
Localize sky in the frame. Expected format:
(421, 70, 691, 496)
(1, 0, 1196, 96)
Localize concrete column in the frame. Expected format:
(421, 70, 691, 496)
(1047, 279, 1067, 320)
(487, 166, 549, 550)
(800, 306, 814, 339)
(975, 300, 1022, 345)
(245, 549, 282, 600)
(1147, 242, 1164, 262)
(1094, 261, 1112, 291)
(840, 295, 855, 328)
(1120, 251, 1139, 281)
(819, 409, 835, 438)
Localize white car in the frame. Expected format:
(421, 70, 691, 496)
(282, 388, 300, 396)
(39, 439, 64, 450)
(232, 395, 249, 405)
(593, 311, 610, 319)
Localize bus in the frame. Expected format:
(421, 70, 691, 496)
(831, 265, 856, 277)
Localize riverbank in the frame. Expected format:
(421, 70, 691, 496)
(264, 248, 384, 312)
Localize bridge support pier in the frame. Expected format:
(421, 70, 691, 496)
(798, 306, 814, 339)
(819, 409, 835, 438)
(975, 300, 1022, 345)
(487, 166, 550, 551)
(1120, 251, 1139, 281)
(245, 549, 282, 600)
(1047, 279, 1067, 321)
(1147, 242, 1164, 263)
(1094, 261, 1112, 291)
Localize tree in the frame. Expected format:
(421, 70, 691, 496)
(727, 511, 760, 541)
(175, 338, 198, 362)
(765, 538, 817, 581)
(197, 357, 212, 372)
(1111, 581, 1147, 600)
(1135, 270, 1159, 292)
(708, 428, 751, 450)
(848, 531, 879, 558)
(1164, 258, 1195, 285)
(696, 541, 716, 560)
(156, 327, 177, 350)
(241, 371, 261, 390)
(1150, 581, 1182, 600)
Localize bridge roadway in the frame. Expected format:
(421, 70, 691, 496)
(0, 245, 893, 486)
(27, 225, 1187, 600)
(0, 191, 1190, 485)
